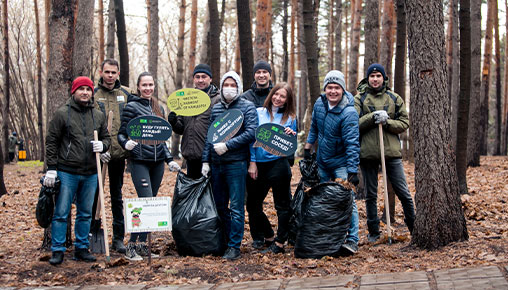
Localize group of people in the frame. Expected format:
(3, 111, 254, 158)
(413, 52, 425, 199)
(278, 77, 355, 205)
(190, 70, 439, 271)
(42, 56, 415, 265)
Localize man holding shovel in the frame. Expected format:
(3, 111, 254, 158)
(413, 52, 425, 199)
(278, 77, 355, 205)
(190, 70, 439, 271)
(44, 76, 110, 265)
(354, 63, 415, 243)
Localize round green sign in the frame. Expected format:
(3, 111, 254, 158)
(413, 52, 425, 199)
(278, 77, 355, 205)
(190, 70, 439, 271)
(167, 88, 211, 116)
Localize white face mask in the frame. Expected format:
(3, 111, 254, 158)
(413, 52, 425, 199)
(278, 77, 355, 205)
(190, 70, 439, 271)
(222, 87, 238, 101)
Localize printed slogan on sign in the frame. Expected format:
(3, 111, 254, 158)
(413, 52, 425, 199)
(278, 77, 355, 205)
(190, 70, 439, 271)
(254, 123, 297, 157)
(167, 88, 211, 116)
(206, 109, 244, 144)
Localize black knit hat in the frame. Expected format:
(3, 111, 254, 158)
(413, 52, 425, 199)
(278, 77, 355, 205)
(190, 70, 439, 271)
(253, 60, 272, 76)
(193, 64, 212, 78)
(366, 63, 387, 79)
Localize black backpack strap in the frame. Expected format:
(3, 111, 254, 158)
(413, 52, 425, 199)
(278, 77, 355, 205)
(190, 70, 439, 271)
(359, 92, 368, 117)
(385, 91, 401, 120)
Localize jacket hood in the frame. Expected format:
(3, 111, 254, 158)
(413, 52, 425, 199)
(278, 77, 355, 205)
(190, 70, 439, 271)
(219, 71, 243, 106)
(207, 83, 220, 98)
(320, 90, 354, 113)
(356, 77, 390, 95)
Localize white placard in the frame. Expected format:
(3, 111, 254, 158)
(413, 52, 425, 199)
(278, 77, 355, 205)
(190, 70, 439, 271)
(124, 196, 172, 233)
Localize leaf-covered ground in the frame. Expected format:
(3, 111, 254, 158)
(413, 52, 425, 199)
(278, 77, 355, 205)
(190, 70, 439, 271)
(0, 157, 507, 287)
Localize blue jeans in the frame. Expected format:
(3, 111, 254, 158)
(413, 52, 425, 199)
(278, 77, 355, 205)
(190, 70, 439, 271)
(211, 161, 247, 249)
(318, 167, 359, 245)
(51, 171, 97, 252)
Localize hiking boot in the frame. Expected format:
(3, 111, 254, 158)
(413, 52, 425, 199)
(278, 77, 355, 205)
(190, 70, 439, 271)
(136, 242, 159, 258)
(367, 233, 380, 243)
(49, 251, 64, 265)
(74, 248, 96, 262)
(125, 242, 142, 261)
(111, 239, 126, 254)
(251, 240, 265, 249)
(222, 247, 241, 260)
(340, 240, 358, 255)
(262, 243, 285, 254)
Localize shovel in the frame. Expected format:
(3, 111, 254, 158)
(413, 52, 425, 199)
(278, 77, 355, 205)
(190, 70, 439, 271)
(379, 123, 392, 244)
(90, 111, 113, 254)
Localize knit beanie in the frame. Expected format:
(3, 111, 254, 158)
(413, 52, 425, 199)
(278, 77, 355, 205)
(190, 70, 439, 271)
(323, 70, 346, 91)
(71, 76, 94, 94)
(193, 64, 212, 78)
(366, 63, 387, 79)
(253, 60, 272, 76)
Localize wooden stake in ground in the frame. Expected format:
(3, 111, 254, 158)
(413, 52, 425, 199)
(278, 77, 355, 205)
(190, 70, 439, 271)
(379, 124, 392, 244)
(94, 130, 110, 262)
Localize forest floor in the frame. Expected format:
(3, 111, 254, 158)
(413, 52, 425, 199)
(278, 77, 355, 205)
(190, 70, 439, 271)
(0, 156, 507, 287)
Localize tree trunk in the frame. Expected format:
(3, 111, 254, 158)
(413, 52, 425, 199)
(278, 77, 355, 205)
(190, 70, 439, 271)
(406, 0, 468, 249)
(394, 0, 407, 159)
(98, 0, 104, 65)
(208, 0, 220, 87)
(255, 0, 270, 61)
(493, 0, 501, 155)
(175, 0, 185, 90)
(479, 0, 494, 156)
(297, 0, 308, 141)
(106, 0, 115, 59)
(288, 0, 296, 87)
(282, 0, 289, 81)
(236, 0, 254, 91)
(147, 0, 159, 96)
(446, 0, 460, 151)
(348, 0, 362, 94)
(327, 0, 334, 71)
(467, 0, 482, 166)
(73, 0, 95, 78)
(2, 0, 9, 163)
(302, 0, 320, 107)
(334, 0, 342, 71)
(503, 0, 508, 155)
(363, 0, 379, 71)
(114, 0, 129, 86)
(45, 0, 50, 67)
(379, 0, 394, 83)
(34, 0, 45, 162)
(187, 0, 198, 87)
(199, 8, 209, 65)
(456, 0, 471, 194)
(344, 2, 348, 84)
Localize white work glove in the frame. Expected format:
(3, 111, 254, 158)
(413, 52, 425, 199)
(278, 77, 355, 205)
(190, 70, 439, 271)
(125, 140, 138, 151)
(201, 162, 210, 177)
(100, 152, 111, 163)
(214, 142, 228, 156)
(91, 140, 104, 152)
(168, 161, 181, 172)
(373, 110, 389, 125)
(43, 170, 57, 188)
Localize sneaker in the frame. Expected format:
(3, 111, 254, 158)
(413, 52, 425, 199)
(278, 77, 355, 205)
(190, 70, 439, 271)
(251, 240, 265, 249)
(49, 251, 64, 265)
(340, 241, 358, 255)
(74, 248, 97, 262)
(262, 243, 285, 254)
(222, 247, 241, 260)
(367, 233, 380, 243)
(111, 239, 126, 254)
(136, 242, 159, 258)
(125, 242, 142, 261)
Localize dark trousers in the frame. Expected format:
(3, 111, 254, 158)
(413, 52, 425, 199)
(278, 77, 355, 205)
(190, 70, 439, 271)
(361, 158, 415, 235)
(246, 158, 292, 244)
(129, 160, 165, 243)
(8, 152, 14, 162)
(186, 158, 203, 179)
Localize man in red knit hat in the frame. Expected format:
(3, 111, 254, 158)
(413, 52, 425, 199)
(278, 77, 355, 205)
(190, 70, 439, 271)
(44, 76, 111, 265)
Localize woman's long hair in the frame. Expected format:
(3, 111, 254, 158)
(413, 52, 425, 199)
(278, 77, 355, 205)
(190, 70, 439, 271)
(137, 72, 164, 118)
(262, 82, 296, 125)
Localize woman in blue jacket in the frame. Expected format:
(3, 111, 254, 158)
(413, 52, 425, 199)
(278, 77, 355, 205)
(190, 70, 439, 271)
(246, 82, 297, 254)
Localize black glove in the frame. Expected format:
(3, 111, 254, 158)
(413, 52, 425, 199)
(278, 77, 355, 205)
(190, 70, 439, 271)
(347, 173, 360, 186)
(168, 111, 177, 125)
(304, 149, 311, 160)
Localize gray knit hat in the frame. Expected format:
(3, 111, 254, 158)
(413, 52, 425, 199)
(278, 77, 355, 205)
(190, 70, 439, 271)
(323, 70, 346, 91)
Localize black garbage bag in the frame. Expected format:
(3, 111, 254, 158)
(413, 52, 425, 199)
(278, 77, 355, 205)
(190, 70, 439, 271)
(171, 172, 226, 257)
(288, 156, 320, 245)
(294, 182, 353, 259)
(36, 176, 61, 228)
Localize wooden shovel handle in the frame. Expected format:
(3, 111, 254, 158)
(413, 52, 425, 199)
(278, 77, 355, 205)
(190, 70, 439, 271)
(94, 130, 110, 259)
(379, 124, 392, 241)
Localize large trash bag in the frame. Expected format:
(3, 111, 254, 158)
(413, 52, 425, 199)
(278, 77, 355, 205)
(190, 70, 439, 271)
(36, 176, 61, 228)
(288, 155, 320, 245)
(171, 172, 226, 257)
(294, 182, 353, 259)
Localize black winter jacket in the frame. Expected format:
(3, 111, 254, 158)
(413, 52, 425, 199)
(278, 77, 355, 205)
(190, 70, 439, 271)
(46, 97, 110, 175)
(241, 81, 273, 108)
(118, 95, 173, 163)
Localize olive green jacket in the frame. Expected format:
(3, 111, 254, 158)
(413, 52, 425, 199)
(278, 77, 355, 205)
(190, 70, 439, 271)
(94, 78, 135, 160)
(354, 78, 409, 160)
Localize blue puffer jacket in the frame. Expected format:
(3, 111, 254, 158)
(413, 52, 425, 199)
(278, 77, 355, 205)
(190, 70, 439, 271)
(202, 71, 258, 164)
(306, 92, 360, 173)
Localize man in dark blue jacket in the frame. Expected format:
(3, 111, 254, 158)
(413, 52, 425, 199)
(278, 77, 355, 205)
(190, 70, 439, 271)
(202, 71, 258, 260)
(304, 70, 360, 255)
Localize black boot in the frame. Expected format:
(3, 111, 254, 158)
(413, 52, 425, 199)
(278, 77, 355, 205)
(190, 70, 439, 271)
(49, 251, 64, 265)
(112, 239, 126, 254)
(74, 248, 96, 262)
